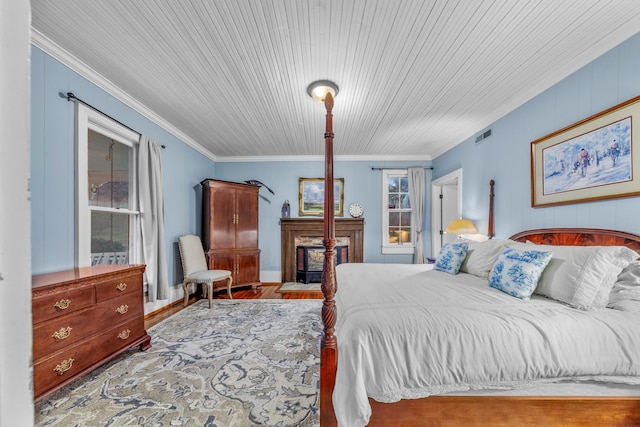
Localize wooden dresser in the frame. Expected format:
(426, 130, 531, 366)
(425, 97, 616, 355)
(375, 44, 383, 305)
(32, 264, 151, 401)
(201, 179, 261, 289)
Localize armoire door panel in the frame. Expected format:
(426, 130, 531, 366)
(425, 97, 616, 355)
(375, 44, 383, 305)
(209, 186, 236, 249)
(236, 251, 260, 285)
(235, 188, 259, 249)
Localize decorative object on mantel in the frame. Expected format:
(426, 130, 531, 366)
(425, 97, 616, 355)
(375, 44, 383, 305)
(298, 177, 344, 216)
(281, 200, 290, 218)
(531, 94, 640, 207)
(348, 203, 363, 218)
(244, 179, 275, 195)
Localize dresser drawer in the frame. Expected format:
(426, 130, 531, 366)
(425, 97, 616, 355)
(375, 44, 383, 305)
(32, 287, 95, 324)
(95, 273, 142, 302)
(94, 290, 143, 323)
(33, 307, 99, 360)
(33, 318, 146, 397)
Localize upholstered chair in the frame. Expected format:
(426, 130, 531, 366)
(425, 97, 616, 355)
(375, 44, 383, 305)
(178, 235, 232, 308)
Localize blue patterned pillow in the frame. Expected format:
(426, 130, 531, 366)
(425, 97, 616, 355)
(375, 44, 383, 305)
(488, 247, 552, 299)
(434, 242, 469, 275)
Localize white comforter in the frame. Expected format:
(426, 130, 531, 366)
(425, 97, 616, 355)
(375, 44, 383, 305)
(333, 263, 640, 427)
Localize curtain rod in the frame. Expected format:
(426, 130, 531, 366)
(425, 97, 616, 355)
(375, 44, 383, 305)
(371, 166, 433, 170)
(60, 91, 166, 148)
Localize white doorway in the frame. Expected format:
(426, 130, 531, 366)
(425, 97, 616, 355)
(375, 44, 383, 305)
(431, 169, 462, 257)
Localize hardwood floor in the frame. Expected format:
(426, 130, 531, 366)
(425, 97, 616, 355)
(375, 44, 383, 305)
(145, 283, 322, 329)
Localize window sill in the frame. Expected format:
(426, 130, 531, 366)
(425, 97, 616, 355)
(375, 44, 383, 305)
(382, 245, 415, 255)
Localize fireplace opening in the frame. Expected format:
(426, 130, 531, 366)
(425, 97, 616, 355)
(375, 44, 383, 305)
(296, 245, 348, 284)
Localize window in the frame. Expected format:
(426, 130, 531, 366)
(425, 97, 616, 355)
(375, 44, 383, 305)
(76, 104, 140, 267)
(382, 169, 414, 254)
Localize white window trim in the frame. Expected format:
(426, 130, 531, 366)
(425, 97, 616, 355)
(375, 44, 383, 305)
(75, 103, 140, 267)
(381, 169, 415, 255)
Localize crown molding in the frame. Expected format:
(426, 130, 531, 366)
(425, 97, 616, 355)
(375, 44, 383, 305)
(216, 154, 432, 163)
(30, 28, 218, 162)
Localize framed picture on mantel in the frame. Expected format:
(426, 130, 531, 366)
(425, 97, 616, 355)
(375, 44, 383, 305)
(298, 177, 344, 216)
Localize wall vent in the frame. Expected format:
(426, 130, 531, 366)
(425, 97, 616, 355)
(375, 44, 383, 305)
(475, 128, 492, 144)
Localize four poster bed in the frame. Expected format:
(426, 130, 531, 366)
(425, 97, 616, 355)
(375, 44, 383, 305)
(317, 96, 640, 426)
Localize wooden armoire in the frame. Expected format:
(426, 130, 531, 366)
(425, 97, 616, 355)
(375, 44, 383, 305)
(201, 179, 261, 290)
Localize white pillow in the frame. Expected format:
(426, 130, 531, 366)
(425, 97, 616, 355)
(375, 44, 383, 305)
(460, 239, 513, 279)
(608, 261, 640, 312)
(523, 242, 638, 310)
(488, 247, 552, 300)
(434, 242, 468, 275)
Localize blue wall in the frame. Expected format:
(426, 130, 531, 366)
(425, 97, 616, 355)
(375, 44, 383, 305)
(433, 33, 640, 238)
(215, 159, 432, 277)
(31, 47, 215, 288)
(30, 47, 431, 287)
(33, 30, 640, 291)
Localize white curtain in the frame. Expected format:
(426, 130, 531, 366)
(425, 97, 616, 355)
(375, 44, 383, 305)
(138, 136, 169, 301)
(408, 167, 425, 264)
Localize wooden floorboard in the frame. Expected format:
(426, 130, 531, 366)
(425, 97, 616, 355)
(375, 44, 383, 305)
(145, 283, 322, 329)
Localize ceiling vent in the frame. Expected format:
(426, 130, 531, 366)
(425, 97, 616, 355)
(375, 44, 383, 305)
(475, 128, 492, 144)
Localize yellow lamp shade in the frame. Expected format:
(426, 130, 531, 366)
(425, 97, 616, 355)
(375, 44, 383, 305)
(445, 219, 478, 235)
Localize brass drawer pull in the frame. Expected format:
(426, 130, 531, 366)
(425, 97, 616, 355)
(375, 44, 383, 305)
(117, 329, 131, 340)
(116, 282, 127, 291)
(116, 304, 129, 315)
(53, 358, 74, 375)
(52, 326, 72, 340)
(54, 299, 71, 310)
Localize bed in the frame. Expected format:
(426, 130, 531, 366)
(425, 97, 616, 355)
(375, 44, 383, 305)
(314, 90, 640, 427)
(332, 232, 640, 426)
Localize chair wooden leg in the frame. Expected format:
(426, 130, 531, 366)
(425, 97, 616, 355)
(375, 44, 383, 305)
(208, 282, 213, 309)
(182, 282, 189, 307)
(226, 276, 233, 299)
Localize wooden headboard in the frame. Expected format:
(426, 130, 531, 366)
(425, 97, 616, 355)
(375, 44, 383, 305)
(509, 228, 640, 254)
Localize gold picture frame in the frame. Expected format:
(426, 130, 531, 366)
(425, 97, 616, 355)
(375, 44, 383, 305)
(531, 95, 640, 207)
(298, 177, 344, 216)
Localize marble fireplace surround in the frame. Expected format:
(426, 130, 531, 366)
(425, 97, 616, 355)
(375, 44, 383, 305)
(279, 218, 364, 283)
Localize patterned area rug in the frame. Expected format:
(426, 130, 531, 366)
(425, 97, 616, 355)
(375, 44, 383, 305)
(277, 282, 322, 292)
(35, 299, 322, 427)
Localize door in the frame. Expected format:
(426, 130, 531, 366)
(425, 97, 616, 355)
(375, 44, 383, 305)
(431, 169, 461, 257)
(440, 184, 459, 246)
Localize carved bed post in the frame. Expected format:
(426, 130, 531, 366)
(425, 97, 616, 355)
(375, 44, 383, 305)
(320, 91, 338, 426)
(488, 179, 495, 239)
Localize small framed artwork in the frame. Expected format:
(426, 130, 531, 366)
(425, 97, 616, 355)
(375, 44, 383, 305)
(298, 177, 344, 216)
(531, 95, 640, 207)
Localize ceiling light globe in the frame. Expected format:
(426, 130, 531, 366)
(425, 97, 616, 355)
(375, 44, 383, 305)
(307, 80, 339, 103)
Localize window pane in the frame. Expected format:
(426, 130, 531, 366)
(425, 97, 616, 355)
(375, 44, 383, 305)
(398, 227, 412, 243)
(401, 194, 411, 208)
(388, 194, 399, 209)
(400, 177, 409, 192)
(400, 212, 412, 227)
(388, 177, 399, 193)
(388, 212, 400, 226)
(91, 211, 130, 265)
(88, 130, 130, 209)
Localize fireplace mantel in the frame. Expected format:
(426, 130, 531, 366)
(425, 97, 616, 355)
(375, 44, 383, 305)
(280, 218, 364, 283)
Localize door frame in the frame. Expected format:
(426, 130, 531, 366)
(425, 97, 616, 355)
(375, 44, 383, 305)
(431, 169, 462, 256)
